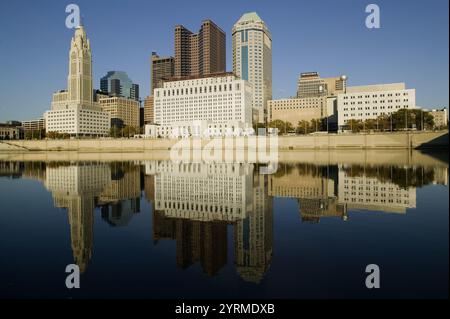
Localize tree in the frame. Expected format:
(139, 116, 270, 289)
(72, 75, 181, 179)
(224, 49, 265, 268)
(110, 126, 121, 138)
(391, 109, 434, 131)
(268, 120, 292, 135)
(297, 120, 310, 134)
(346, 119, 363, 133)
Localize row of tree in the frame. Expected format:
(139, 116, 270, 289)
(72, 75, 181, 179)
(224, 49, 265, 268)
(269, 109, 438, 135)
(268, 119, 328, 135)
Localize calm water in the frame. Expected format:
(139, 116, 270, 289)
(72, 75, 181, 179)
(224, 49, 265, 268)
(0, 151, 448, 299)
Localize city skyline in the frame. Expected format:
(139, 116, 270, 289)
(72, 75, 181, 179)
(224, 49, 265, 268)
(0, 0, 448, 122)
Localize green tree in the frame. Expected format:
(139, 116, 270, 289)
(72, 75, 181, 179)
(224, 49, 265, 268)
(268, 120, 292, 135)
(347, 119, 363, 133)
(110, 126, 121, 138)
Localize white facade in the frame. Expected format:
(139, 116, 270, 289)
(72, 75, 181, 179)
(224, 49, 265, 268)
(152, 161, 253, 222)
(44, 25, 110, 137)
(337, 83, 416, 130)
(153, 73, 254, 138)
(338, 168, 416, 214)
(232, 12, 272, 124)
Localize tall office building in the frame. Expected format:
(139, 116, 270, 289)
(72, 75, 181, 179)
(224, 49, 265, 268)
(151, 73, 253, 138)
(174, 20, 226, 77)
(44, 24, 110, 137)
(151, 52, 175, 94)
(232, 12, 272, 124)
(143, 96, 154, 124)
(297, 72, 347, 98)
(100, 71, 140, 101)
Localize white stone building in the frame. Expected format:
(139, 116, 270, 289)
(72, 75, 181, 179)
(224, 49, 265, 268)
(337, 83, 416, 131)
(44, 25, 110, 137)
(232, 12, 272, 124)
(153, 72, 254, 138)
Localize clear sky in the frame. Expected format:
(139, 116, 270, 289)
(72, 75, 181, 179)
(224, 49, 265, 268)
(0, 0, 448, 121)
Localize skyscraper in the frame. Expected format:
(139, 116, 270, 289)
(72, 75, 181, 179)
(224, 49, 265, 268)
(100, 71, 140, 101)
(174, 20, 226, 77)
(44, 24, 110, 137)
(297, 72, 347, 98)
(233, 12, 272, 124)
(151, 52, 175, 94)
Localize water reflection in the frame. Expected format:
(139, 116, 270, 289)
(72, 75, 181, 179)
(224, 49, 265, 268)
(0, 156, 447, 283)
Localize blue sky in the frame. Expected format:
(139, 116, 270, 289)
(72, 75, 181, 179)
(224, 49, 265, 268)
(0, 0, 448, 121)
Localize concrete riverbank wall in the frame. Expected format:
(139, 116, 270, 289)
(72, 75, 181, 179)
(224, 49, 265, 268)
(0, 131, 447, 152)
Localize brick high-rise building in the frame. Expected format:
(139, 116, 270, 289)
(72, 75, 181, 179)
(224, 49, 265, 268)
(151, 52, 174, 94)
(174, 20, 226, 77)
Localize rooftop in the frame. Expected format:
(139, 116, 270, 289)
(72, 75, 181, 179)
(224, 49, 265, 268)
(162, 72, 237, 82)
(237, 12, 263, 24)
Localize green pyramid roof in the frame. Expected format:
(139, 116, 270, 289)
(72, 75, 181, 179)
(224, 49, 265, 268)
(237, 12, 263, 23)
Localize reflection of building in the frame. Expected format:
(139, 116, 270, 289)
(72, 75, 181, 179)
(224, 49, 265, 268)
(98, 163, 141, 227)
(152, 211, 228, 276)
(232, 12, 272, 123)
(149, 161, 273, 280)
(154, 162, 252, 222)
(298, 197, 346, 223)
(269, 164, 346, 222)
(45, 163, 111, 272)
(338, 167, 417, 214)
(235, 172, 273, 283)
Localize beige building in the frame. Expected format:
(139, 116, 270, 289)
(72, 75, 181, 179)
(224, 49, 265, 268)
(297, 72, 347, 98)
(44, 25, 110, 137)
(99, 96, 140, 128)
(268, 96, 326, 125)
(143, 96, 154, 124)
(429, 108, 448, 129)
(338, 167, 416, 214)
(0, 124, 21, 140)
(174, 20, 226, 77)
(22, 118, 45, 132)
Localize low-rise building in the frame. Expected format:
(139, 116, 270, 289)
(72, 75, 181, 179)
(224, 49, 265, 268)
(22, 118, 45, 132)
(153, 72, 254, 138)
(337, 83, 416, 131)
(0, 123, 21, 140)
(268, 96, 327, 126)
(99, 96, 140, 128)
(429, 108, 448, 129)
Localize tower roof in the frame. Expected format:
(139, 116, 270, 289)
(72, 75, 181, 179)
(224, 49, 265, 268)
(237, 12, 263, 24)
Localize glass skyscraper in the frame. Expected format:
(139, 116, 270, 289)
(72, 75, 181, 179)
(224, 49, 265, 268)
(100, 71, 140, 101)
